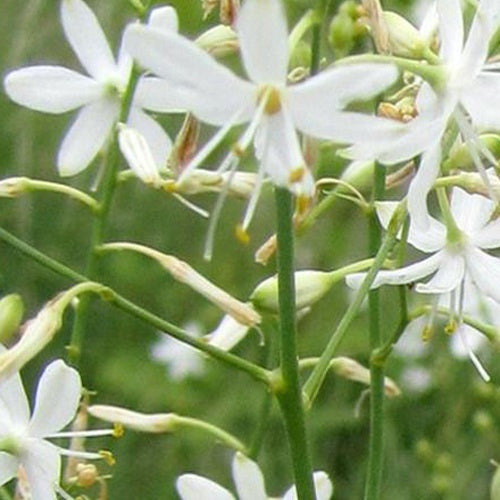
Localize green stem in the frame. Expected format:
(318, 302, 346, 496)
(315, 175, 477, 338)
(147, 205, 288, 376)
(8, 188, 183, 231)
(68, 69, 141, 366)
(303, 200, 406, 407)
(364, 162, 386, 500)
(0, 227, 270, 385)
(0, 488, 12, 500)
(274, 188, 315, 500)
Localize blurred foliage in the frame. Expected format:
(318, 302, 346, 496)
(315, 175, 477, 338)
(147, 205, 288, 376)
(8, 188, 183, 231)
(1, 0, 500, 499)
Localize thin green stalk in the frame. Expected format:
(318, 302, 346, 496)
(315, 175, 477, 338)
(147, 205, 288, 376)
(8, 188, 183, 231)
(303, 200, 406, 407)
(364, 163, 385, 500)
(68, 68, 141, 365)
(0, 227, 271, 385)
(274, 188, 315, 500)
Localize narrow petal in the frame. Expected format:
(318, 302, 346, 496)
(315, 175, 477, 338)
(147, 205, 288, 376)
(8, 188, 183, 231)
(437, 0, 463, 66)
(449, 324, 486, 359)
(282, 471, 334, 500)
(415, 253, 465, 293)
(22, 439, 60, 500)
(29, 360, 81, 438)
(460, 73, 500, 130)
(346, 251, 444, 290)
(176, 474, 235, 500)
(4, 66, 102, 113)
(289, 63, 398, 112)
(466, 247, 500, 302)
(450, 187, 494, 235)
(124, 25, 255, 125)
(133, 76, 185, 113)
(232, 453, 267, 500)
(0, 453, 18, 486)
(128, 108, 172, 170)
(148, 6, 179, 33)
(0, 370, 30, 427)
(57, 98, 119, 176)
(407, 141, 441, 230)
(236, 0, 288, 84)
(61, 0, 117, 80)
(207, 315, 250, 351)
(470, 217, 500, 249)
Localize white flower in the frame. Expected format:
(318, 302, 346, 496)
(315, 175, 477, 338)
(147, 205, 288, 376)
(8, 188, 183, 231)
(0, 358, 112, 499)
(124, 0, 398, 198)
(4, 0, 177, 176)
(345, 0, 500, 227)
(176, 452, 333, 500)
(347, 188, 500, 302)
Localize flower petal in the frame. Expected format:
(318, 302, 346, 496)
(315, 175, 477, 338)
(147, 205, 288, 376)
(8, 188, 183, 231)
(236, 0, 288, 84)
(460, 73, 500, 130)
(415, 253, 465, 294)
(61, 0, 117, 80)
(466, 247, 500, 302)
(176, 474, 235, 500)
(282, 471, 334, 500)
(0, 453, 18, 487)
(124, 25, 255, 125)
(57, 98, 119, 176)
(437, 0, 463, 66)
(450, 187, 494, 235)
(232, 453, 267, 500)
(207, 315, 250, 352)
(470, 217, 500, 249)
(128, 108, 172, 171)
(289, 63, 397, 113)
(346, 251, 444, 290)
(0, 370, 30, 428)
(22, 439, 60, 500)
(29, 360, 81, 438)
(133, 76, 185, 113)
(148, 6, 179, 33)
(4, 66, 102, 113)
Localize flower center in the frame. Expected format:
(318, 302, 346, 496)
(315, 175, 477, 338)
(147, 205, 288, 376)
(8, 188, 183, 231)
(257, 86, 282, 115)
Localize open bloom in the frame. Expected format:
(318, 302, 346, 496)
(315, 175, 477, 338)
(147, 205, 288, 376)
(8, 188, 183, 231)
(0, 358, 112, 499)
(124, 0, 398, 199)
(4, 0, 177, 175)
(176, 452, 333, 500)
(345, 0, 500, 227)
(346, 187, 500, 303)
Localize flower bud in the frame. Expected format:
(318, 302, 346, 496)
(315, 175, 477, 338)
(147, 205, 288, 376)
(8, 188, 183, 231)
(0, 177, 29, 197)
(89, 405, 178, 433)
(381, 11, 428, 58)
(329, 12, 357, 57)
(219, 0, 239, 26)
(443, 134, 500, 172)
(0, 294, 24, 343)
(250, 271, 334, 313)
(75, 463, 98, 488)
(195, 25, 238, 57)
(169, 114, 200, 173)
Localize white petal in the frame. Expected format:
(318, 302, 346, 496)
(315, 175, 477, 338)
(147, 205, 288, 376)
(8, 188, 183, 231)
(0, 453, 18, 487)
(0, 367, 30, 427)
(346, 251, 444, 289)
(282, 471, 333, 500)
(470, 217, 500, 249)
(450, 187, 494, 235)
(415, 252, 465, 293)
(449, 324, 486, 359)
(460, 73, 500, 130)
(29, 360, 81, 438)
(61, 0, 117, 80)
(466, 247, 500, 303)
(148, 6, 179, 33)
(407, 141, 441, 230)
(437, 0, 463, 66)
(128, 108, 172, 170)
(232, 453, 267, 500)
(4, 66, 102, 113)
(22, 439, 60, 500)
(207, 315, 250, 351)
(289, 63, 397, 112)
(124, 25, 255, 125)
(236, 0, 288, 84)
(57, 98, 119, 176)
(176, 474, 235, 500)
(133, 76, 185, 113)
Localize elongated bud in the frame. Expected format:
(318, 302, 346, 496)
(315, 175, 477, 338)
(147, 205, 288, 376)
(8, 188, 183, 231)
(169, 114, 200, 174)
(0, 282, 105, 379)
(362, 0, 389, 53)
(251, 271, 334, 313)
(101, 242, 261, 326)
(0, 177, 29, 197)
(195, 24, 238, 57)
(206, 314, 250, 351)
(330, 356, 401, 397)
(0, 294, 24, 343)
(220, 0, 239, 25)
(89, 405, 177, 433)
(381, 11, 429, 58)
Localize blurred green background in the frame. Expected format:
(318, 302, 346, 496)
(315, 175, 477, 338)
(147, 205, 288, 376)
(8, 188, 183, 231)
(2, 0, 500, 498)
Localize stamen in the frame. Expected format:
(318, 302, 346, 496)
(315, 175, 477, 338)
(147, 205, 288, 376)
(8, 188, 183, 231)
(234, 224, 250, 245)
(45, 429, 116, 439)
(172, 193, 210, 218)
(240, 158, 266, 231)
(457, 325, 491, 382)
(288, 166, 305, 183)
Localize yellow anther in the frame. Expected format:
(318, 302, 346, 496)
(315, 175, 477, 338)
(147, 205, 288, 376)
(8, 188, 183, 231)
(162, 180, 178, 193)
(112, 423, 124, 438)
(235, 224, 250, 245)
(421, 325, 432, 342)
(231, 143, 245, 157)
(296, 194, 311, 215)
(99, 450, 116, 466)
(444, 320, 456, 335)
(257, 86, 282, 115)
(288, 166, 305, 183)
